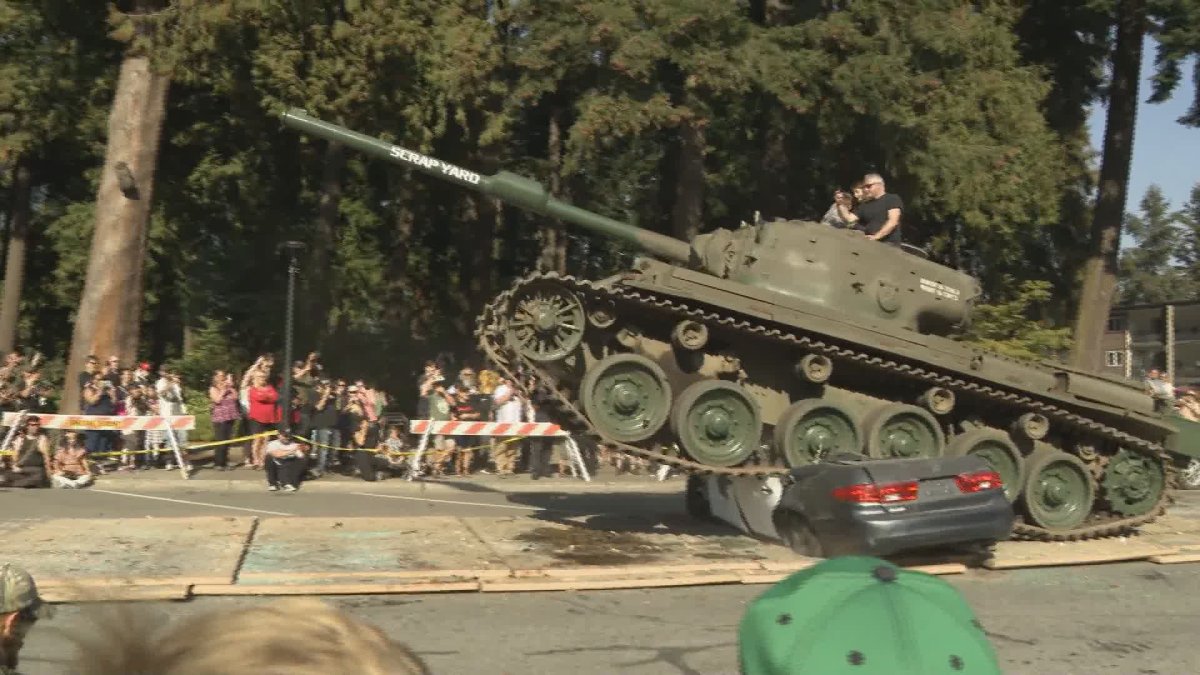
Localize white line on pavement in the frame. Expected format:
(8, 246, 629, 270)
(91, 489, 295, 516)
(351, 492, 546, 512)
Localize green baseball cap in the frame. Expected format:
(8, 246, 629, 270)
(0, 563, 51, 618)
(739, 556, 1000, 674)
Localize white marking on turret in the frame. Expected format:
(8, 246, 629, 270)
(919, 278, 961, 300)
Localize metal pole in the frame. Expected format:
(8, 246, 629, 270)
(279, 241, 305, 434)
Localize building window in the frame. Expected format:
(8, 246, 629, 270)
(1107, 315, 1126, 332)
(1105, 351, 1125, 367)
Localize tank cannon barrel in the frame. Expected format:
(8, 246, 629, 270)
(280, 109, 694, 264)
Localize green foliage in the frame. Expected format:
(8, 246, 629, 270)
(164, 316, 248, 391)
(183, 389, 214, 443)
(1147, 0, 1200, 125)
(8, 0, 1194, 404)
(1118, 185, 1198, 304)
(963, 280, 1074, 361)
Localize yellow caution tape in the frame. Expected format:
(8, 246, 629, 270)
(303, 436, 520, 458)
(0, 432, 277, 458)
(1, 431, 524, 459)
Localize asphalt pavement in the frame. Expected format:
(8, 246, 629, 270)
(7, 470, 1200, 674)
(17, 561, 1200, 675)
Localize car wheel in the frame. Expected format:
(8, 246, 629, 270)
(1181, 460, 1200, 490)
(685, 475, 712, 519)
(776, 512, 824, 558)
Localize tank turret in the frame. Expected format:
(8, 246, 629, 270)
(281, 109, 980, 337)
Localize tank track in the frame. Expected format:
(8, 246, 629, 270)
(475, 271, 1176, 542)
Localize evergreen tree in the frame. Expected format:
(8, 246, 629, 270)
(1175, 183, 1200, 282)
(1070, 0, 1200, 371)
(0, 1, 118, 354)
(1118, 185, 1192, 303)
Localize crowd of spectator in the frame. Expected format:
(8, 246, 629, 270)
(0, 347, 624, 491)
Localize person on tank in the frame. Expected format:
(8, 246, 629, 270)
(822, 180, 866, 230)
(836, 172, 903, 245)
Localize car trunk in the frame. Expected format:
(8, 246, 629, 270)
(858, 455, 993, 508)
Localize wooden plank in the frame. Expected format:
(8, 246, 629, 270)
(37, 576, 229, 587)
(740, 573, 791, 584)
(41, 585, 192, 603)
(1148, 552, 1200, 565)
(740, 562, 966, 585)
(238, 569, 512, 582)
(510, 561, 766, 579)
(904, 563, 969, 576)
(481, 573, 745, 593)
(238, 517, 503, 580)
(191, 582, 481, 596)
(3, 516, 254, 584)
(756, 559, 820, 573)
(985, 541, 1179, 570)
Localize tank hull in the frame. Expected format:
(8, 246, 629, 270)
(476, 264, 1178, 542)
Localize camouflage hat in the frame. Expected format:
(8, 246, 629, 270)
(0, 563, 50, 618)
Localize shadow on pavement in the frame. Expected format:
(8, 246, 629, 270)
(410, 476, 742, 538)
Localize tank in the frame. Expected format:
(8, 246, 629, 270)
(281, 108, 1200, 541)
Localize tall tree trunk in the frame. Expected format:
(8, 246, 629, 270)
(311, 141, 345, 343)
(62, 55, 170, 413)
(1070, 0, 1146, 371)
(539, 109, 567, 274)
(758, 107, 791, 220)
(0, 160, 32, 353)
(671, 116, 706, 240)
(463, 194, 497, 310)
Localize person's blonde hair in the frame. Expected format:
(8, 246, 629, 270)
(477, 370, 501, 395)
(63, 597, 430, 674)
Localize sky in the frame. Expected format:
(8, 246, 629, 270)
(1087, 37, 1200, 227)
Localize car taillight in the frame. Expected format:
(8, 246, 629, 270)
(955, 470, 1003, 493)
(833, 481, 919, 504)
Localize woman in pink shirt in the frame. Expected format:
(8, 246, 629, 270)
(209, 371, 241, 470)
(246, 373, 281, 469)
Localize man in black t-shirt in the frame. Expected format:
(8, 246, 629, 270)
(838, 172, 903, 245)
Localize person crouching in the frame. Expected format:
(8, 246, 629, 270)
(265, 428, 306, 493)
(52, 432, 94, 489)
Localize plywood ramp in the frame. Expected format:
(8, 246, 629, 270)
(14, 514, 1200, 602)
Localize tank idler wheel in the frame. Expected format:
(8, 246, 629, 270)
(1182, 459, 1200, 490)
(863, 403, 945, 459)
(773, 400, 861, 467)
(946, 428, 1025, 502)
(507, 281, 586, 362)
(1021, 448, 1095, 531)
(671, 380, 762, 468)
(1101, 448, 1166, 516)
(579, 354, 672, 443)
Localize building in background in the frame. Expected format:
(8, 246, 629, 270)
(1101, 300, 1200, 387)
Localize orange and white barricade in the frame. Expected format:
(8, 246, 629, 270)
(406, 419, 589, 482)
(1, 411, 196, 480)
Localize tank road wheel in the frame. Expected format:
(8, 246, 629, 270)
(1022, 449, 1095, 531)
(946, 428, 1025, 502)
(507, 282, 586, 362)
(672, 381, 762, 467)
(863, 403, 945, 459)
(1101, 448, 1166, 516)
(773, 400, 861, 467)
(579, 354, 671, 443)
